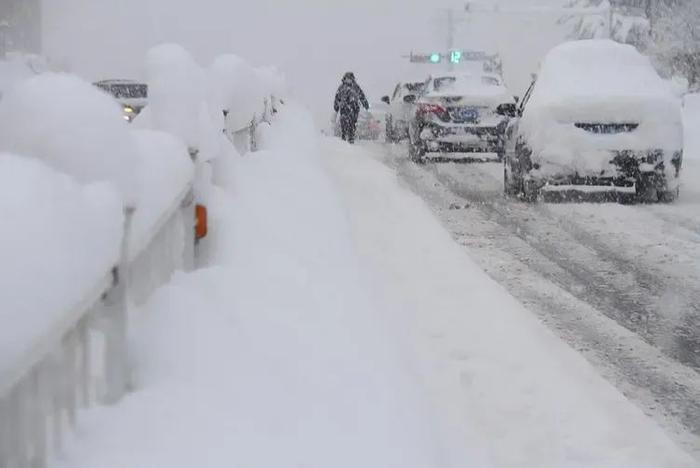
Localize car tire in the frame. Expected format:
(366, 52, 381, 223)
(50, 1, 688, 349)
(385, 117, 395, 143)
(503, 163, 520, 197)
(658, 187, 679, 203)
(635, 174, 660, 203)
(408, 136, 426, 164)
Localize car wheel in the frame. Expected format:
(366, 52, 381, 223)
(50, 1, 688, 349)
(385, 117, 395, 143)
(408, 135, 425, 164)
(658, 187, 680, 203)
(635, 175, 659, 203)
(521, 180, 539, 203)
(504, 157, 526, 199)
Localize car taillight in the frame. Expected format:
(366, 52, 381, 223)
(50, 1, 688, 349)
(417, 103, 446, 117)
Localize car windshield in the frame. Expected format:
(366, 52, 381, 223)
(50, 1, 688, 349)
(405, 82, 425, 92)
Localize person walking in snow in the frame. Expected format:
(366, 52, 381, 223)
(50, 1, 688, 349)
(334, 72, 369, 144)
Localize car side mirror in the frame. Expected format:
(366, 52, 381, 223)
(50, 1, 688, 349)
(381, 95, 390, 105)
(497, 103, 517, 118)
(513, 96, 520, 104)
(403, 94, 417, 104)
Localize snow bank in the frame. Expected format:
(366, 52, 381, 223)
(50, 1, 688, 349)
(323, 140, 696, 468)
(53, 102, 445, 468)
(0, 153, 122, 377)
(0, 73, 141, 203)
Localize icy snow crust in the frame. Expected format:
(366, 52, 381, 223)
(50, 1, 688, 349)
(520, 40, 683, 179)
(53, 103, 695, 468)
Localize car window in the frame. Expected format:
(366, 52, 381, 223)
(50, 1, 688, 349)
(433, 77, 456, 92)
(405, 82, 424, 93)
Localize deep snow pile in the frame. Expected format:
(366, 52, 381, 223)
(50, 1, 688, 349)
(53, 103, 445, 468)
(53, 102, 695, 468)
(0, 154, 123, 377)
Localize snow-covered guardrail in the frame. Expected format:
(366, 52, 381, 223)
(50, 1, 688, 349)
(228, 95, 279, 153)
(0, 181, 195, 468)
(0, 44, 282, 468)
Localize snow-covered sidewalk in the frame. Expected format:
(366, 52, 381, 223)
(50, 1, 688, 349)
(54, 103, 695, 468)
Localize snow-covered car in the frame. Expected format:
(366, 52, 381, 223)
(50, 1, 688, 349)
(504, 40, 684, 203)
(331, 105, 386, 141)
(94, 79, 148, 123)
(406, 73, 516, 163)
(356, 103, 387, 141)
(383, 81, 426, 142)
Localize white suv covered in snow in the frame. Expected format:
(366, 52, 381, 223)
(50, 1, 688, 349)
(505, 40, 683, 203)
(407, 73, 516, 162)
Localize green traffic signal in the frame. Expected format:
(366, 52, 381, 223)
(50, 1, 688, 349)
(430, 53, 441, 64)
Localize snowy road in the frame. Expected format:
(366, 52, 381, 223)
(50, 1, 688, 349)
(368, 143, 700, 457)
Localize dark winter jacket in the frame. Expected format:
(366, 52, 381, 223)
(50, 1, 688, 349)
(334, 79, 369, 116)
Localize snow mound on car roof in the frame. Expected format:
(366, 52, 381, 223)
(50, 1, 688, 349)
(526, 40, 678, 119)
(426, 75, 514, 106)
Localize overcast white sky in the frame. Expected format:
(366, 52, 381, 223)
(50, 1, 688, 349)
(43, 0, 568, 121)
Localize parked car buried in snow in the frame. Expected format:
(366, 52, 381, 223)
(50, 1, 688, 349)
(383, 80, 426, 142)
(357, 104, 387, 141)
(406, 73, 516, 163)
(94, 79, 148, 123)
(504, 40, 683, 203)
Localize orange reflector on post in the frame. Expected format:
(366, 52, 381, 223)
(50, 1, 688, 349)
(195, 204, 208, 240)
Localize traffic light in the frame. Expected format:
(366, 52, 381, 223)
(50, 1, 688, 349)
(450, 50, 462, 64)
(430, 53, 441, 64)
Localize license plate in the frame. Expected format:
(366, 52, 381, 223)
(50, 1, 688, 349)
(454, 107, 479, 122)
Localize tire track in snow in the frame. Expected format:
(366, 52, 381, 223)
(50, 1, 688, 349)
(370, 143, 700, 457)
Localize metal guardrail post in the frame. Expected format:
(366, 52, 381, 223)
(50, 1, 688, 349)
(101, 206, 135, 404)
(249, 115, 258, 152)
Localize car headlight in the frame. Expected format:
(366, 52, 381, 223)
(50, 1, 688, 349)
(123, 106, 135, 114)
